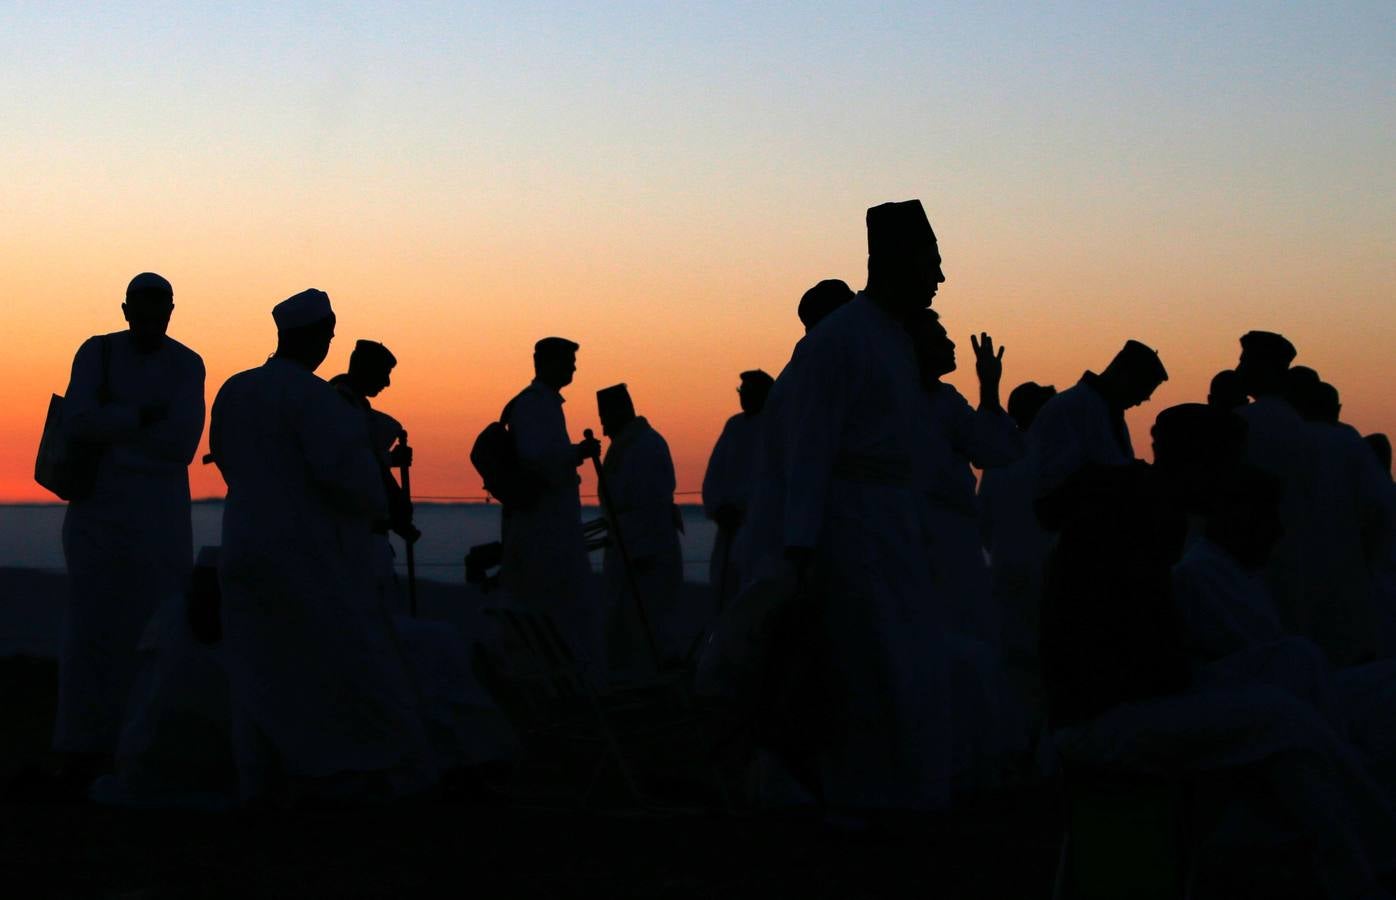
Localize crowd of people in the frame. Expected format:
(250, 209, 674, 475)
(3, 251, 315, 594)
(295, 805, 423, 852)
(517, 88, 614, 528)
(43, 200, 1396, 896)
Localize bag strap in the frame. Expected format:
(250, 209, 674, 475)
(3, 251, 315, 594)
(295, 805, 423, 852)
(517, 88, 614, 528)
(96, 334, 113, 406)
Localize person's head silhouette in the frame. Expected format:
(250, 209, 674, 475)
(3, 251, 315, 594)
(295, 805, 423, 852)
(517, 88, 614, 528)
(347, 340, 397, 398)
(908, 308, 955, 382)
(1007, 382, 1057, 431)
(597, 383, 635, 438)
(798, 279, 854, 333)
(1098, 340, 1168, 411)
(1235, 331, 1296, 399)
(272, 289, 336, 372)
(864, 200, 943, 316)
(533, 337, 580, 391)
(738, 370, 774, 415)
(1207, 369, 1247, 410)
(124, 272, 174, 354)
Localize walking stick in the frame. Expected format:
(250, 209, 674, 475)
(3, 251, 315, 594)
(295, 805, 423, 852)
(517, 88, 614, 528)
(396, 430, 418, 618)
(584, 429, 661, 670)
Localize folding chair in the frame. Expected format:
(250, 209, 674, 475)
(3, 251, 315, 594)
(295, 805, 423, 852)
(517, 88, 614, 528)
(474, 607, 724, 811)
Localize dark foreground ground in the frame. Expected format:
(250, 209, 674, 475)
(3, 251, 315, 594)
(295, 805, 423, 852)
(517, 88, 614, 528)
(3, 655, 1069, 899)
(0, 576, 1348, 899)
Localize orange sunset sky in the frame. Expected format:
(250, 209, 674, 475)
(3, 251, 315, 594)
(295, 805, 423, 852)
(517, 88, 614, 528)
(2, 3, 1392, 504)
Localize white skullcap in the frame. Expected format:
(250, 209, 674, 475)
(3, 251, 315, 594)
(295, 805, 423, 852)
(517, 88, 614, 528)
(272, 289, 333, 330)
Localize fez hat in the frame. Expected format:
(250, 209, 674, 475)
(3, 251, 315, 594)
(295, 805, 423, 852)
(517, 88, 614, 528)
(597, 383, 634, 420)
(866, 199, 937, 258)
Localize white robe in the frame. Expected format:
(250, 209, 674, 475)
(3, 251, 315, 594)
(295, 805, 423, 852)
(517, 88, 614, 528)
(978, 439, 1052, 674)
(498, 380, 595, 659)
(1029, 375, 1133, 497)
(56, 331, 204, 754)
(1296, 422, 1391, 664)
(746, 294, 949, 811)
(1237, 397, 1327, 652)
(1174, 537, 1396, 794)
(601, 417, 686, 668)
(701, 412, 761, 605)
(916, 383, 1024, 645)
(211, 358, 436, 802)
(913, 385, 1030, 792)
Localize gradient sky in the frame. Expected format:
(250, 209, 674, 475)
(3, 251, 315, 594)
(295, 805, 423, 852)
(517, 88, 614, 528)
(2, 2, 1392, 501)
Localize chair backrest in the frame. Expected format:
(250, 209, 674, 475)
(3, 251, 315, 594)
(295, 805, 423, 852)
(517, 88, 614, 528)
(482, 608, 589, 700)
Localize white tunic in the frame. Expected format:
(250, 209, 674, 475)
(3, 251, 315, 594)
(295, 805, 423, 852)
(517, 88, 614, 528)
(916, 383, 1024, 645)
(701, 412, 761, 603)
(1029, 374, 1133, 497)
(601, 417, 686, 667)
(211, 358, 435, 801)
(1296, 422, 1391, 664)
(748, 294, 950, 811)
(497, 380, 596, 661)
(56, 331, 204, 754)
(979, 439, 1052, 670)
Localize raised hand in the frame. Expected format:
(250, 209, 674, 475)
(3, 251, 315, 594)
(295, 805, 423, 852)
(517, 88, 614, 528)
(970, 332, 1006, 412)
(971, 332, 1005, 390)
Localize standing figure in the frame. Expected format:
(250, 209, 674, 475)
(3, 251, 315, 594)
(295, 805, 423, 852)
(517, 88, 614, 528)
(1030, 339, 1168, 497)
(797, 279, 854, 333)
(498, 338, 601, 661)
(55, 273, 205, 779)
(211, 290, 434, 804)
(908, 311, 1023, 644)
(750, 199, 950, 811)
(330, 340, 418, 611)
(979, 381, 1056, 680)
(701, 369, 774, 608)
(597, 384, 685, 670)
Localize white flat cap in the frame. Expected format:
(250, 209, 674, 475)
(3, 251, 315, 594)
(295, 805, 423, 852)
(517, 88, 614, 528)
(272, 289, 333, 330)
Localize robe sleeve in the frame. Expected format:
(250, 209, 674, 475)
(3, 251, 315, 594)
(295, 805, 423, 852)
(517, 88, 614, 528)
(297, 385, 387, 519)
(946, 388, 1025, 470)
(780, 333, 855, 551)
(64, 336, 141, 442)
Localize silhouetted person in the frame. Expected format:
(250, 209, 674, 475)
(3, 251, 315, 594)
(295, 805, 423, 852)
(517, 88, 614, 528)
(1149, 403, 1248, 527)
(330, 340, 418, 609)
(498, 338, 602, 660)
(1005, 381, 1057, 432)
(1030, 339, 1168, 496)
(909, 309, 1023, 644)
(1299, 376, 1392, 664)
(1174, 465, 1396, 812)
(979, 381, 1057, 682)
(797, 279, 854, 333)
(1207, 368, 1247, 410)
(1369, 434, 1393, 479)
(1369, 434, 1396, 654)
(211, 290, 435, 805)
(54, 272, 205, 782)
(595, 384, 685, 670)
(909, 309, 1030, 793)
(1043, 466, 1396, 900)
(701, 369, 773, 605)
(745, 198, 950, 810)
